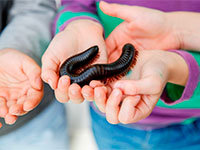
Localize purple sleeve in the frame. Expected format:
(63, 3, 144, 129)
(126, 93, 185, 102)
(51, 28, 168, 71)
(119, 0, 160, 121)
(53, 0, 101, 34)
(160, 50, 199, 104)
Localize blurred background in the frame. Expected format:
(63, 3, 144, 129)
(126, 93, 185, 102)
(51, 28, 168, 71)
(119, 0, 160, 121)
(65, 102, 97, 150)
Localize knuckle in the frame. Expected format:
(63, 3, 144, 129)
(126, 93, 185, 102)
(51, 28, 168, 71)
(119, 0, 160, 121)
(41, 54, 47, 63)
(41, 72, 47, 81)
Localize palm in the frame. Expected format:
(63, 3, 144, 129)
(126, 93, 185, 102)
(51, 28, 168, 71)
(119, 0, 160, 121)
(102, 4, 180, 55)
(0, 49, 43, 124)
(41, 19, 107, 103)
(106, 19, 178, 54)
(106, 50, 169, 123)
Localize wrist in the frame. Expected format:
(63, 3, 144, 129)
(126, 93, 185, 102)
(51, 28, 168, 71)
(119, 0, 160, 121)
(166, 12, 200, 51)
(165, 51, 189, 86)
(63, 19, 104, 37)
(165, 12, 183, 50)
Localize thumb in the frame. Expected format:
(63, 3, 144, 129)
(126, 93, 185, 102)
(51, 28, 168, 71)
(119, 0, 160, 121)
(113, 77, 163, 95)
(22, 58, 42, 91)
(96, 44, 108, 64)
(99, 1, 133, 22)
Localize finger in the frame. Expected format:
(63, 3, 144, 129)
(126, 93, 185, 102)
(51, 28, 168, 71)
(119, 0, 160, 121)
(7, 100, 17, 108)
(114, 77, 163, 95)
(5, 113, 17, 125)
(0, 106, 8, 118)
(100, 1, 133, 22)
(41, 52, 60, 90)
(9, 104, 27, 116)
(89, 80, 104, 88)
(122, 95, 156, 123)
(105, 88, 122, 124)
(118, 95, 140, 124)
(0, 97, 6, 105)
(0, 98, 8, 117)
(55, 75, 70, 103)
(22, 58, 42, 90)
(68, 83, 84, 103)
(0, 98, 8, 118)
(107, 47, 122, 63)
(81, 85, 94, 101)
(94, 86, 107, 113)
(17, 96, 26, 104)
(105, 35, 117, 58)
(90, 80, 111, 96)
(23, 88, 43, 111)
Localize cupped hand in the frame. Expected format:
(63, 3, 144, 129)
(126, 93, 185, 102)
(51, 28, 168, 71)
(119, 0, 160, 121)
(99, 1, 181, 57)
(0, 49, 43, 126)
(91, 49, 188, 124)
(41, 19, 107, 104)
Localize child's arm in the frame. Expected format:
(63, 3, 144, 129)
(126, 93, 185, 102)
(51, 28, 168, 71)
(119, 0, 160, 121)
(41, 0, 108, 104)
(100, 1, 200, 54)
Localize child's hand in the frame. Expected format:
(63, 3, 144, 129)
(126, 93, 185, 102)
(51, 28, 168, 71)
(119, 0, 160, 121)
(0, 49, 43, 125)
(100, 1, 180, 56)
(41, 19, 107, 104)
(92, 50, 188, 124)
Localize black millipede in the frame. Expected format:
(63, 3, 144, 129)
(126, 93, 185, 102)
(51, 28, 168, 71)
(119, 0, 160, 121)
(59, 43, 138, 87)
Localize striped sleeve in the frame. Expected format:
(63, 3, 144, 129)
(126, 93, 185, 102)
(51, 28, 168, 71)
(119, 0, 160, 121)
(53, 0, 101, 34)
(160, 50, 200, 105)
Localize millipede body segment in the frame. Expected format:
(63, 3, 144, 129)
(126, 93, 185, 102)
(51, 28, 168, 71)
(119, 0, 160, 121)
(59, 43, 138, 87)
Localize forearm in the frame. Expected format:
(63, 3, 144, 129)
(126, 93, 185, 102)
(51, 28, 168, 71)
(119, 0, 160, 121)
(166, 11, 200, 51)
(64, 19, 103, 38)
(166, 51, 189, 86)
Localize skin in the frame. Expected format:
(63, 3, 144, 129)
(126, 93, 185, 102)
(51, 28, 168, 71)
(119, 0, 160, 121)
(41, 19, 107, 104)
(0, 49, 43, 126)
(92, 50, 188, 124)
(100, 1, 200, 53)
(42, 1, 197, 124)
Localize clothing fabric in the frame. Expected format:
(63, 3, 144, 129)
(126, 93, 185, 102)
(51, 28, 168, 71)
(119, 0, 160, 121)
(55, 0, 200, 129)
(0, 0, 12, 31)
(0, 100, 68, 150)
(0, 0, 56, 64)
(90, 106, 200, 150)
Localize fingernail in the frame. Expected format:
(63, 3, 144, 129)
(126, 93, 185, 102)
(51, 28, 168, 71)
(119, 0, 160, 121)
(61, 77, 69, 86)
(95, 91, 101, 98)
(73, 99, 83, 104)
(102, 86, 108, 93)
(83, 93, 91, 98)
(114, 82, 121, 88)
(113, 89, 120, 96)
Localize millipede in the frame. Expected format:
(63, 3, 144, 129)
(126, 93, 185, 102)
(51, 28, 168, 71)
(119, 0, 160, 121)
(59, 43, 138, 87)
